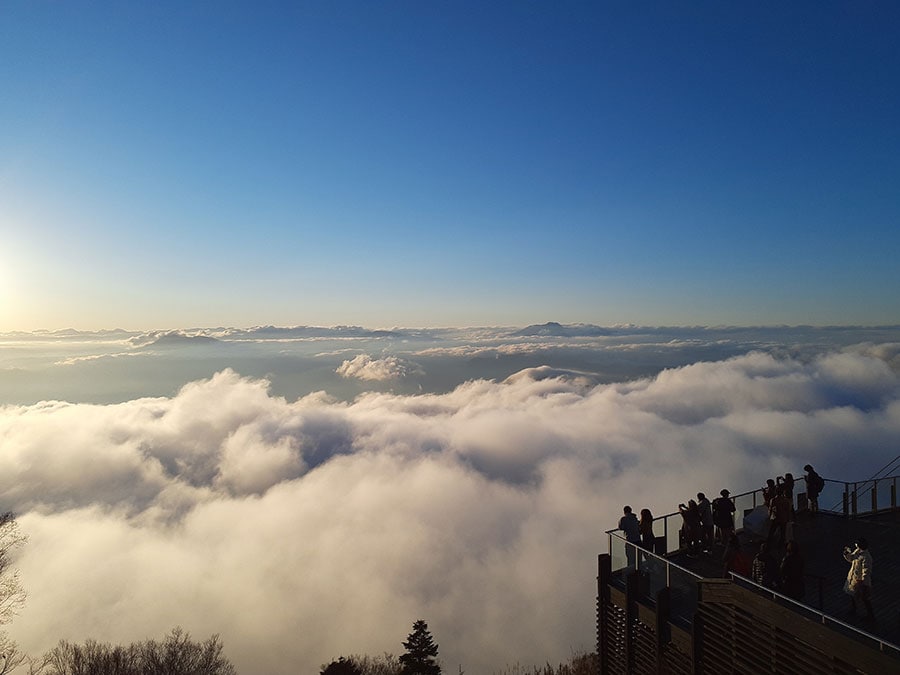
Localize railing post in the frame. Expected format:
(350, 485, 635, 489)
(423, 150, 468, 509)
(851, 484, 858, 517)
(843, 488, 849, 517)
(597, 554, 611, 675)
(872, 482, 878, 513)
(625, 569, 639, 674)
(664, 517, 668, 554)
(655, 586, 671, 663)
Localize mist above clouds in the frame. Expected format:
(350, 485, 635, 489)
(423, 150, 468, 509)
(3, 345, 900, 672)
(4, 323, 900, 406)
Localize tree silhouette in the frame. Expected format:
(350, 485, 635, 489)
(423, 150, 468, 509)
(38, 627, 236, 674)
(321, 656, 363, 675)
(399, 620, 441, 675)
(0, 513, 26, 675)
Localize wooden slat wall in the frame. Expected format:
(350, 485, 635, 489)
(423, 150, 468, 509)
(697, 580, 898, 674)
(597, 554, 898, 675)
(660, 623, 693, 675)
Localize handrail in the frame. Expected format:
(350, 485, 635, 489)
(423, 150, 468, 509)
(607, 470, 900, 542)
(824, 474, 900, 515)
(728, 572, 900, 655)
(832, 456, 900, 512)
(868, 454, 900, 482)
(604, 485, 765, 536)
(607, 530, 701, 580)
(605, 483, 771, 556)
(608, 531, 900, 655)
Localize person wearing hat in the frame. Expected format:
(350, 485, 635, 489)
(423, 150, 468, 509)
(712, 489, 736, 545)
(843, 537, 874, 620)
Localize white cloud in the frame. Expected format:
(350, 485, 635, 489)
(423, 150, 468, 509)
(2, 349, 900, 672)
(336, 354, 424, 381)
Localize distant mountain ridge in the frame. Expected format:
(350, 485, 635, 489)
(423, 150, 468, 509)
(511, 322, 614, 337)
(132, 331, 221, 349)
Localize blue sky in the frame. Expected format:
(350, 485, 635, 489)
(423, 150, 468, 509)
(2, 2, 899, 330)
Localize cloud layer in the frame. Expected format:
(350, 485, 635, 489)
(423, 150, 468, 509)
(2, 347, 900, 672)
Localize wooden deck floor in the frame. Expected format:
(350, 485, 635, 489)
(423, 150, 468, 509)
(669, 509, 900, 648)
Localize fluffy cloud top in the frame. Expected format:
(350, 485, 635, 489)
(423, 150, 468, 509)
(2, 349, 899, 673)
(336, 354, 423, 381)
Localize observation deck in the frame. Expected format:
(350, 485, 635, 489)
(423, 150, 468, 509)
(598, 470, 900, 674)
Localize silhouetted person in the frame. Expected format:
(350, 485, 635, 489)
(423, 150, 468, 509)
(679, 499, 702, 556)
(844, 538, 874, 620)
(780, 541, 805, 600)
(619, 505, 640, 568)
(723, 533, 750, 577)
(779, 473, 795, 503)
(639, 508, 655, 555)
(767, 486, 791, 549)
(712, 489, 735, 545)
(752, 542, 777, 589)
(696, 492, 713, 552)
(804, 464, 824, 514)
(763, 479, 777, 507)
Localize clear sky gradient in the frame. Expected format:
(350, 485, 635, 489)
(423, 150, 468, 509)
(2, 2, 899, 330)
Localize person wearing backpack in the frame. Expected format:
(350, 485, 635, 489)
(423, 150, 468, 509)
(804, 464, 824, 514)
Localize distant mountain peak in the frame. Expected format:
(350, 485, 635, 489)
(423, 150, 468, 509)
(512, 322, 611, 337)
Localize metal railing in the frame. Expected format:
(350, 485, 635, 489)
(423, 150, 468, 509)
(603, 469, 900, 659)
(607, 471, 900, 558)
(606, 483, 770, 560)
(606, 529, 900, 657)
(607, 531, 702, 621)
(823, 454, 900, 515)
(823, 476, 899, 516)
(728, 571, 900, 657)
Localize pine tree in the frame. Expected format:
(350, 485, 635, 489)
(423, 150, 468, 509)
(399, 619, 441, 675)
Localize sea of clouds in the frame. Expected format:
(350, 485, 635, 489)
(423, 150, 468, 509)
(1, 325, 900, 672)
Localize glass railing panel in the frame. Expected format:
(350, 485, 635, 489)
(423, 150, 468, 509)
(609, 532, 628, 573)
(855, 480, 876, 515)
(874, 477, 895, 512)
(661, 514, 679, 553)
(818, 479, 847, 514)
(667, 564, 699, 621)
(622, 540, 641, 575)
(637, 549, 672, 600)
(733, 492, 757, 530)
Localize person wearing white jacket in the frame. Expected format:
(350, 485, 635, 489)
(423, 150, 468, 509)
(843, 537, 874, 620)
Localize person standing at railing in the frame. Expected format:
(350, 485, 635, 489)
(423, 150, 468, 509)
(778, 473, 795, 502)
(619, 505, 641, 568)
(639, 509, 655, 559)
(767, 486, 792, 549)
(804, 464, 824, 514)
(696, 492, 714, 553)
(712, 489, 736, 545)
(678, 500, 702, 556)
(763, 479, 777, 508)
(843, 538, 874, 620)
